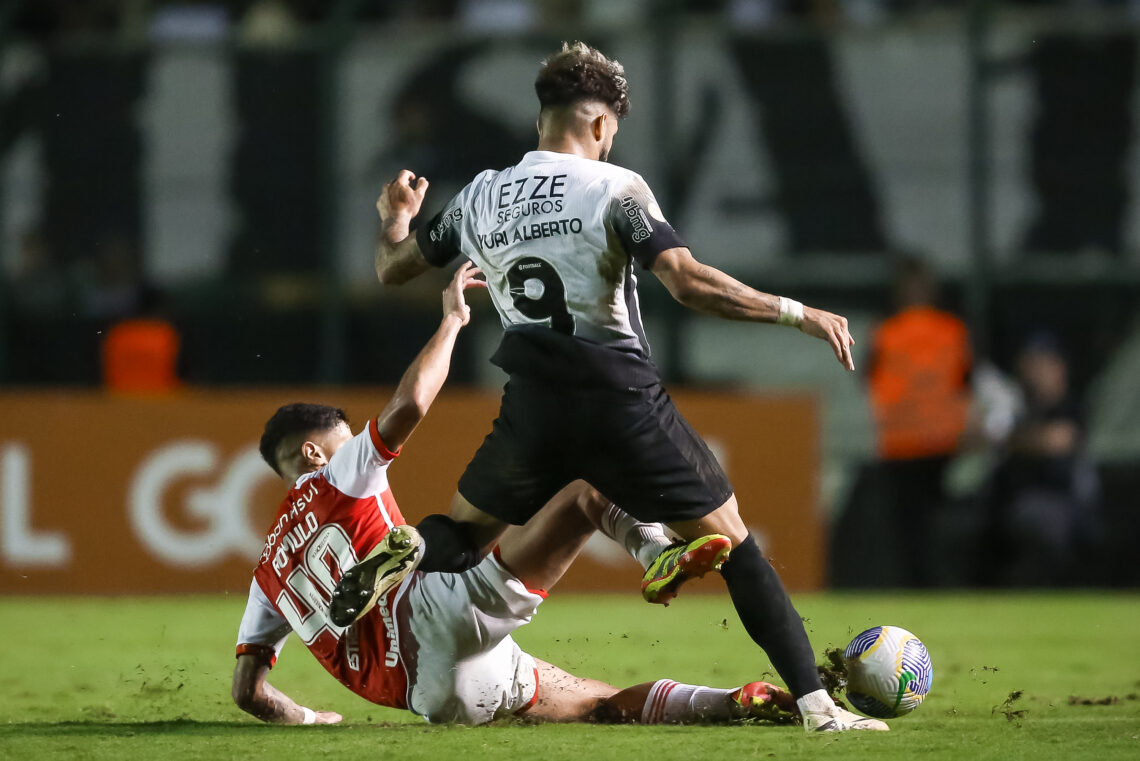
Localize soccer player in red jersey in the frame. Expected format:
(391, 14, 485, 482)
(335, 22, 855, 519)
(231, 263, 795, 726)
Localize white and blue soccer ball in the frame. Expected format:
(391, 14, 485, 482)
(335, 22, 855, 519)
(843, 625, 933, 718)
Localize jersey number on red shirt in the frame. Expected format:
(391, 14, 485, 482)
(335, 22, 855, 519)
(275, 523, 357, 645)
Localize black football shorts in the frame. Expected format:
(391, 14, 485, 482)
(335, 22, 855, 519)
(457, 377, 734, 525)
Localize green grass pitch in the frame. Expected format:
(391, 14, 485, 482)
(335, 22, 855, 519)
(1, 591, 1137, 760)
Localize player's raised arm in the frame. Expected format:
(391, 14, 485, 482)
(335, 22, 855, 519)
(650, 246, 856, 371)
(232, 654, 342, 725)
(376, 169, 434, 284)
(375, 262, 487, 452)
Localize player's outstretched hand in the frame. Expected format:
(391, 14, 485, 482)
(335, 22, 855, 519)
(377, 169, 428, 222)
(800, 306, 856, 371)
(443, 261, 487, 327)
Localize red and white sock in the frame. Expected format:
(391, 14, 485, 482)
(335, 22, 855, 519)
(640, 679, 741, 724)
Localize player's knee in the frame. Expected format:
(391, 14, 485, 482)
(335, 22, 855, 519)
(416, 514, 483, 573)
(668, 497, 749, 547)
(444, 680, 513, 726)
(723, 525, 752, 547)
(417, 695, 470, 725)
(571, 482, 610, 516)
(703, 496, 749, 546)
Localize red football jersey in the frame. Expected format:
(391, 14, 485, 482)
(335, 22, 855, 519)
(236, 417, 412, 708)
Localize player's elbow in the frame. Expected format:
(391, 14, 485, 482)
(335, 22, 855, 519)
(379, 399, 428, 448)
(232, 687, 254, 712)
(572, 482, 611, 515)
(653, 259, 706, 310)
(232, 678, 260, 712)
(663, 277, 705, 310)
(375, 260, 407, 286)
(406, 392, 434, 423)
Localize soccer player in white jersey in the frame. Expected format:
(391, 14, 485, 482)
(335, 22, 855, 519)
(231, 263, 798, 727)
(352, 41, 886, 733)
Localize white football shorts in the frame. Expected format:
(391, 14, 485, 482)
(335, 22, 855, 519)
(401, 551, 544, 725)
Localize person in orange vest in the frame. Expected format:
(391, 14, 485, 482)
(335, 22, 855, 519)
(866, 256, 972, 587)
(101, 287, 182, 394)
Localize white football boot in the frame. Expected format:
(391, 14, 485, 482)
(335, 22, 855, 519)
(797, 689, 890, 732)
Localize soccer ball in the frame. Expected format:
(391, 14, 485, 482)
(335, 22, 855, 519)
(843, 625, 933, 718)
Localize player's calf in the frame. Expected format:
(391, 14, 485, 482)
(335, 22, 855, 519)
(633, 679, 797, 724)
(329, 525, 422, 627)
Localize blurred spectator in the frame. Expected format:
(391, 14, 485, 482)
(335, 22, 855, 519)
(978, 333, 1103, 586)
(865, 256, 972, 586)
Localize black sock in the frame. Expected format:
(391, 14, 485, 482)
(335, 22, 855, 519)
(719, 535, 823, 697)
(415, 514, 481, 573)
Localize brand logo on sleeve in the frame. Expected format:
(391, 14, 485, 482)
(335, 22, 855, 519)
(429, 207, 463, 243)
(620, 196, 652, 243)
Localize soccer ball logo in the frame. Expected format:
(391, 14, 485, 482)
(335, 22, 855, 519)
(843, 625, 933, 718)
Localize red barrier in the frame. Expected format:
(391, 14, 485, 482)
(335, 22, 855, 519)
(0, 390, 820, 593)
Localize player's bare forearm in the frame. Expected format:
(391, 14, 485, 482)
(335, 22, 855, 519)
(651, 247, 779, 321)
(682, 265, 780, 322)
(236, 678, 302, 723)
(378, 313, 464, 450)
(232, 655, 341, 725)
(375, 221, 432, 285)
(652, 247, 856, 371)
(375, 169, 433, 284)
(376, 263, 486, 451)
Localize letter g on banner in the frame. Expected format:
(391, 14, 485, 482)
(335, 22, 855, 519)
(128, 440, 273, 568)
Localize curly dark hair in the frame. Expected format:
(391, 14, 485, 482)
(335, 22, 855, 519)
(535, 41, 630, 119)
(259, 402, 349, 476)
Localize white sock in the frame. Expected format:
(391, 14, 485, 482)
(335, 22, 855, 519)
(640, 679, 740, 724)
(599, 503, 673, 569)
(796, 688, 836, 717)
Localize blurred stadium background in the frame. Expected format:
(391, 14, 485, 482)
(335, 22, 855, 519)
(2, 0, 1140, 598)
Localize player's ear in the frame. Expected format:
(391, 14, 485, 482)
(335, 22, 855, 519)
(300, 440, 325, 467)
(592, 112, 607, 142)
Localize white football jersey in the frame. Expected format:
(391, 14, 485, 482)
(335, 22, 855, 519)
(417, 151, 685, 387)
